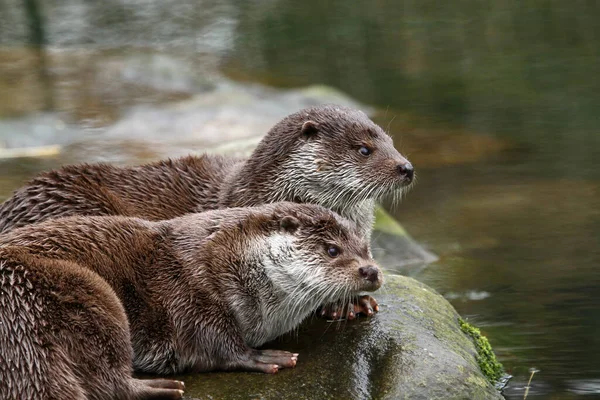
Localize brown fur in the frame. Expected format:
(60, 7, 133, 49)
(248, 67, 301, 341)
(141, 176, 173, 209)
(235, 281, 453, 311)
(0, 202, 382, 375)
(0, 247, 184, 400)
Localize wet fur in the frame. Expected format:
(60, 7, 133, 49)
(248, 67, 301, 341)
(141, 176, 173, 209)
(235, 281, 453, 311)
(0, 202, 381, 375)
(0, 105, 411, 240)
(0, 248, 184, 400)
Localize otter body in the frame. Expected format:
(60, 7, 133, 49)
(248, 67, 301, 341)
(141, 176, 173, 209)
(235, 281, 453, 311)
(0, 155, 238, 231)
(0, 248, 184, 400)
(0, 202, 382, 375)
(0, 105, 413, 239)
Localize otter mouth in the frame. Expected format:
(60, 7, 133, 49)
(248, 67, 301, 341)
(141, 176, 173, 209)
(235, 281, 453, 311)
(399, 175, 415, 187)
(379, 175, 415, 205)
(359, 279, 383, 292)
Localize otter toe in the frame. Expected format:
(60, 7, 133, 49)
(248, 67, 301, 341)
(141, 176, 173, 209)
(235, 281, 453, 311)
(319, 302, 350, 320)
(355, 295, 378, 317)
(139, 387, 184, 400)
(143, 379, 185, 390)
(254, 349, 298, 368)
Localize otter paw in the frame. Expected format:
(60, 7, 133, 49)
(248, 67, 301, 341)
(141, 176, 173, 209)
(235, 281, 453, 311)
(237, 349, 298, 373)
(143, 379, 185, 391)
(318, 302, 353, 320)
(318, 295, 379, 320)
(136, 378, 185, 399)
(254, 349, 298, 369)
(354, 294, 379, 317)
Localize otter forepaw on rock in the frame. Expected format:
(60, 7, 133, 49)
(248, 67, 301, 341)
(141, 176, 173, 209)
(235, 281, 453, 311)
(254, 349, 298, 369)
(133, 377, 186, 399)
(319, 295, 379, 320)
(355, 294, 379, 317)
(142, 379, 185, 391)
(232, 349, 298, 374)
(319, 302, 350, 320)
(137, 387, 184, 400)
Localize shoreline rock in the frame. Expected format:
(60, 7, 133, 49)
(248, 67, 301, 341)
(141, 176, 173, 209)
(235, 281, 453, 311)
(173, 274, 504, 400)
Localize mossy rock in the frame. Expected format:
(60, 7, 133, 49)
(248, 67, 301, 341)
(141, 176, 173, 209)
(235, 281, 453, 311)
(373, 206, 408, 236)
(459, 318, 505, 383)
(171, 274, 503, 400)
(372, 207, 438, 269)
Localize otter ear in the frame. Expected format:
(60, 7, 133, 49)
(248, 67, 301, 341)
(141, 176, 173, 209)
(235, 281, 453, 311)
(301, 120, 319, 138)
(280, 215, 300, 233)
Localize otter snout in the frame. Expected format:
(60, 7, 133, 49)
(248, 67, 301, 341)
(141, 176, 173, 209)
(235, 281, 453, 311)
(359, 265, 379, 282)
(358, 264, 383, 290)
(397, 161, 414, 182)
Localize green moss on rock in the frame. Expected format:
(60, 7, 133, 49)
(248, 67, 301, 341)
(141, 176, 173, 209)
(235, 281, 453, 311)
(459, 318, 504, 383)
(373, 206, 407, 236)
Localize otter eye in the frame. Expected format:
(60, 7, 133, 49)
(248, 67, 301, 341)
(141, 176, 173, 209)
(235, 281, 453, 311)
(359, 146, 372, 156)
(327, 245, 341, 258)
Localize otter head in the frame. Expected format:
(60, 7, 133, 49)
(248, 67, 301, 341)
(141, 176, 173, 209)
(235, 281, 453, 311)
(236, 105, 413, 211)
(265, 203, 383, 303)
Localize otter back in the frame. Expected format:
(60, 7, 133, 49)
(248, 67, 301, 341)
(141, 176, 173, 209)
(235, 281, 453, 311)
(0, 155, 239, 233)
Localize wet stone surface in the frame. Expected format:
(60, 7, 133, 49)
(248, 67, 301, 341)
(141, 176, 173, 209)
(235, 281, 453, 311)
(172, 275, 502, 400)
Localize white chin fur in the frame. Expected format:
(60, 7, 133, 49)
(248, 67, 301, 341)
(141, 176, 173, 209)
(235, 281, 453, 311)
(243, 233, 336, 346)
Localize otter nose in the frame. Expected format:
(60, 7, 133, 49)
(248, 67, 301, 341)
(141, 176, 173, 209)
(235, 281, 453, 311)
(397, 162, 414, 181)
(359, 265, 380, 283)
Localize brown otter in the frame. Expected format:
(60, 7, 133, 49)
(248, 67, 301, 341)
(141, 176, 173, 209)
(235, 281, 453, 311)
(0, 247, 185, 400)
(0, 202, 382, 374)
(0, 104, 410, 317)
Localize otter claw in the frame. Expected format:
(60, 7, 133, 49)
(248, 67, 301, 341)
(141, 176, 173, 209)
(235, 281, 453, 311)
(355, 295, 379, 317)
(318, 295, 379, 320)
(251, 349, 298, 371)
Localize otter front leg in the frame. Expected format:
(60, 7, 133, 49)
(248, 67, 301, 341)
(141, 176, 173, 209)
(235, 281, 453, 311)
(132, 379, 185, 399)
(195, 316, 299, 373)
(318, 295, 379, 320)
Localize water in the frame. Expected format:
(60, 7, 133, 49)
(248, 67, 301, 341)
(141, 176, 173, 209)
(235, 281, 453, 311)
(1, 1, 600, 398)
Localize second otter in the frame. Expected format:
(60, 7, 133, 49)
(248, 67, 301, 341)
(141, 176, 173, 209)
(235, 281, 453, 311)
(0, 202, 382, 375)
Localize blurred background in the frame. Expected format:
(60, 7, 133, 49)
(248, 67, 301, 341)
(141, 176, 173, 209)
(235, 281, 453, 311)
(1, 1, 599, 398)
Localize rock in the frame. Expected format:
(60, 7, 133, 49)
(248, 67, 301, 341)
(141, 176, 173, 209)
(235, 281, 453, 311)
(0, 112, 78, 150)
(372, 207, 438, 273)
(71, 79, 370, 163)
(0, 145, 61, 160)
(176, 274, 503, 400)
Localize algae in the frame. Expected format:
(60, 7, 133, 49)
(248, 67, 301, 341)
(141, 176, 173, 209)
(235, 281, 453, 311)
(459, 318, 504, 383)
(373, 206, 408, 236)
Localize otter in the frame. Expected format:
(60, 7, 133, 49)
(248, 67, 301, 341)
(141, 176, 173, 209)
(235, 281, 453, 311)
(0, 105, 410, 317)
(0, 202, 382, 374)
(0, 247, 185, 400)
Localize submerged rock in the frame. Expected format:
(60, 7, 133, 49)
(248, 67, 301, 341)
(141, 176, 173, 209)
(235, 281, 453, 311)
(372, 207, 438, 273)
(176, 274, 503, 400)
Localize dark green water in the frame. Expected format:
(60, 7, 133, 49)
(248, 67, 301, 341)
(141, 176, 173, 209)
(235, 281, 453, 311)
(1, 1, 600, 398)
(229, 3, 600, 397)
